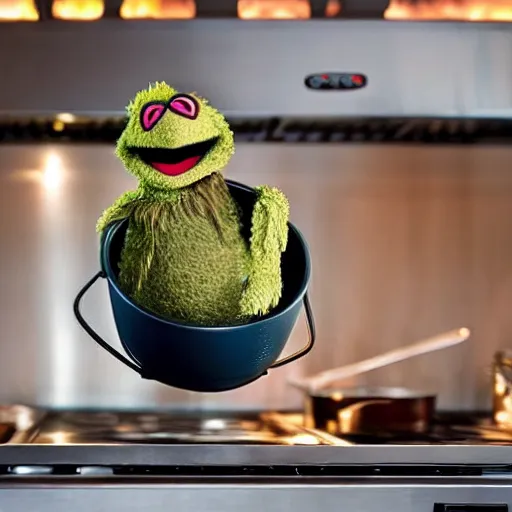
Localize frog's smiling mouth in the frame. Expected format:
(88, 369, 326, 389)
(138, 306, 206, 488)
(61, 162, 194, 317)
(130, 137, 218, 176)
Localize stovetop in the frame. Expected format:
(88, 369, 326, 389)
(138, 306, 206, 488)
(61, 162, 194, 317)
(2, 413, 512, 512)
(3, 406, 512, 467)
(28, 410, 345, 446)
(4, 407, 512, 446)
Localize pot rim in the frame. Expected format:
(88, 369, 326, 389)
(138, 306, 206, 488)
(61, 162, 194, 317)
(307, 386, 437, 400)
(101, 179, 312, 332)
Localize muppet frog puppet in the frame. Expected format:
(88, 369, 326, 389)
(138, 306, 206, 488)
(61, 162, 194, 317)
(96, 82, 290, 327)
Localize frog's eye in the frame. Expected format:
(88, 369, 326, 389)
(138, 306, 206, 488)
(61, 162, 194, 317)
(169, 94, 199, 120)
(140, 101, 166, 131)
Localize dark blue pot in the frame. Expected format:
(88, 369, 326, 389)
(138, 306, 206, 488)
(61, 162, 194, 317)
(74, 180, 315, 393)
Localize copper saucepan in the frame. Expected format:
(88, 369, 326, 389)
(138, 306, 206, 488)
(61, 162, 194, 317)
(290, 328, 471, 436)
(304, 386, 436, 435)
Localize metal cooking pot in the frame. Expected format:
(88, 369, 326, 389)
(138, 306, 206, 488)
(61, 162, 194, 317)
(292, 328, 470, 436)
(304, 386, 437, 435)
(73, 180, 315, 393)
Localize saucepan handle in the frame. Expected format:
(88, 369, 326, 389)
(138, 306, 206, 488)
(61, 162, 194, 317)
(270, 292, 316, 369)
(73, 271, 143, 375)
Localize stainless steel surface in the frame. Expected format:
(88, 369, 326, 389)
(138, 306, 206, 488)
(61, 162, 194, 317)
(1, 482, 512, 512)
(1, 20, 512, 117)
(4, 442, 512, 466)
(27, 410, 345, 445)
(12, 405, 512, 511)
(3, 143, 512, 410)
(3, 408, 512, 466)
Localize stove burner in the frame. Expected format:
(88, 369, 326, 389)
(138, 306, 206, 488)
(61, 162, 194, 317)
(105, 417, 284, 444)
(31, 411, 344, 446)
(58, 411, 121, 427)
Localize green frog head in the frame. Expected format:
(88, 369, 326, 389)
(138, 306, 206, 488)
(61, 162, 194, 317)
(116, 81, 235, 190)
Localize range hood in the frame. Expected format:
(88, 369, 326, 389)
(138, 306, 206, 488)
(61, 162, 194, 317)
(1, 0, 512, 121)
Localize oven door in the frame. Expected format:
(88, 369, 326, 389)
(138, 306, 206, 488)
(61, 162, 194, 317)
(0, 475, 511, 512)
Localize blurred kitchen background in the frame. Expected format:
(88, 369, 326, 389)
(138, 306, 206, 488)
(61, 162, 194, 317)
(1, 0, 512, 413)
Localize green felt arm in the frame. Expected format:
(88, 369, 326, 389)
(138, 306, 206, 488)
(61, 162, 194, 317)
(96, 189, 154, 295)
(240, 185, 290, 317)
(96, 190, 140, 234)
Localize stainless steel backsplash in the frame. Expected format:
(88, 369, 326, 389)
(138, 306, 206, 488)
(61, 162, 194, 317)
(1, 142, 511, 411)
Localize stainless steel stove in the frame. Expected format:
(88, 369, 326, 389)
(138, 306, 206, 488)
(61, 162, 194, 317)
(28, 410, 345, 446)
(1, 406, 512, 512)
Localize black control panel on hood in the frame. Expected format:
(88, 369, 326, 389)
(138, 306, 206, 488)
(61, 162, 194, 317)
(305, 73, 368, 90)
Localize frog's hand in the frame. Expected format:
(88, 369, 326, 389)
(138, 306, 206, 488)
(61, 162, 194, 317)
(240, 185, 290, 317)
(96, 190, 140, 234)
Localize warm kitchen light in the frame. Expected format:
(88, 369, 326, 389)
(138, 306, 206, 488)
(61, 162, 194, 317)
(52, 0, 104, 20)
(493, 351, 512, 428)
(56, 112, 77, 123)
(119, 0, 195, 19)
(52, 120, 65, 132)
(286, 434, 321, 445)
(47, 431, 70, 444)
(42, 153, 64, 191)
(238, 0, 310, 19)
(385, 0, 512, 21)
(0, 0, 39, 20)
(325, 0, 341, 17)
(10, 151, 66, 188)
(494, 394, 512, 427)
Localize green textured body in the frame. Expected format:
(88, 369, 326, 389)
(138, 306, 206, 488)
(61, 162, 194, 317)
(116, 175, 252, 326)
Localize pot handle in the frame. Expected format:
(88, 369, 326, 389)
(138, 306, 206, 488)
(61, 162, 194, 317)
(73, 272, 316, 374)
(270, 292, 316, 369)
(73, 271, 144, 376)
